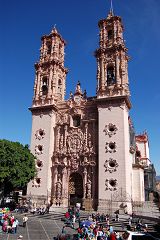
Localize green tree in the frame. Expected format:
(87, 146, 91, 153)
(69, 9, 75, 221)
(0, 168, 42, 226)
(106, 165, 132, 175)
(0, 139, 36, 195)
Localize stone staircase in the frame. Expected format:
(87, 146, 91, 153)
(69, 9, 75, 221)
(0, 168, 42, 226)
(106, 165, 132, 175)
(133, 201, 160, 219)
(25, 208, 158, 234)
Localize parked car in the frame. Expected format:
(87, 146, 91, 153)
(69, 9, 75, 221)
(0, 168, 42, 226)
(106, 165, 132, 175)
(122, 231, 160, 240)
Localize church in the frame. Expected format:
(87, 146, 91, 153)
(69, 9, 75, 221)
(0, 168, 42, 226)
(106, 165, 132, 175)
(27, 7, 151, 214)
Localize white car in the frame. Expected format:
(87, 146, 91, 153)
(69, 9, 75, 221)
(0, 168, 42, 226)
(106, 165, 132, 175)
(122, 231, 160, 240)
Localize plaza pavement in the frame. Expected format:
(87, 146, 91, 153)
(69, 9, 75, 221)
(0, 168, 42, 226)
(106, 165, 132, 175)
(0, 210, 160, 240)
(0, 212, 77, 240)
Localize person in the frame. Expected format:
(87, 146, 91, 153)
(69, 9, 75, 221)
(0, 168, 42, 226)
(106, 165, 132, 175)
(110, 232, 116, 240)
(12, 219, 17, 234)
(61, 226, 66, 234)
(144, 223, 148, 232)
(116, 213, 119, 221)
(72, 214, 76, 229)
(15, 218, 19, 233)
(22, 214, 28, 227)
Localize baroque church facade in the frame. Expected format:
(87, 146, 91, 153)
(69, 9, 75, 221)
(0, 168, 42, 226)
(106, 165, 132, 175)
(27, 9, 148, 213)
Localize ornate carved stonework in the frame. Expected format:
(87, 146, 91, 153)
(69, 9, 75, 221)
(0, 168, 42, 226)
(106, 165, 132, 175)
(35, 129, 45, 140)
(53, 116, 97, 172)
(105, 142, 117, 153)
(36, 159, 43, 171)
(32, 178, 41, 188)
(104, 158, 118, 173)
(103, 123, 118, 137)
(35, 145, 44, 155)
(86, 179, 91, 198)
(105, 178, 117, 191)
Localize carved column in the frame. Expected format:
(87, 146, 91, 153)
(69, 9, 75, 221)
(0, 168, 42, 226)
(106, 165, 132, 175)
(52, 66, 56, 95)
(51, 36, 54, 55)
(84, 123, 88, 147)
(97, 61, 100, 91)
(102, 25, 106, 49)
(53, 167, 58, 198)
(121, 52, 126, 84)
(67, 168, 71, 205)
(43, 38, 47, 56)
(35, 70, 41, 99)
(62, 167, 67, 198)
(114, 23, 117, 43)
(100, 55, 105, 89)
(56, 126, 60, 151)
(64, 125, 67, 152)
(48, 66, 53, 97)
(99, 27, 103, 49)
(92, 121, 96, 152)
(83, 167, 87, 199)
(116, 53, 120, 85)
(34, 72, 38, 99)
(91, 162, 96, 201)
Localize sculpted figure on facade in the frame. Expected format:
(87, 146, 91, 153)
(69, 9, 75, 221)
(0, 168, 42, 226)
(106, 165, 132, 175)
(86, 178, 92, 198)
(56, 175, 62, 200)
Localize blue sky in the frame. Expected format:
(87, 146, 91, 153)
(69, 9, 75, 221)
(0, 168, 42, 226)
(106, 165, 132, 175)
(0, 0, 160, 175)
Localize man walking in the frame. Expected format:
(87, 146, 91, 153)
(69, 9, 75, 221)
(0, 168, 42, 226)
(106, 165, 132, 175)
(22, 214, 28, 227)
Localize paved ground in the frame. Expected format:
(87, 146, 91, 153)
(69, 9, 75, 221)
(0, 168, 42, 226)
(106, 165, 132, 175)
(0, 211, 160, 240)
(0, 213, 77, 240)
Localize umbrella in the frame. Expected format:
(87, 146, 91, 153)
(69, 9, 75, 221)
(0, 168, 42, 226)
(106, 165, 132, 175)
(80, 220, 94, 228)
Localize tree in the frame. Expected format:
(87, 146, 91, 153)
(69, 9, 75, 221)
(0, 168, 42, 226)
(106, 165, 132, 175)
(0, 139, 36, 196)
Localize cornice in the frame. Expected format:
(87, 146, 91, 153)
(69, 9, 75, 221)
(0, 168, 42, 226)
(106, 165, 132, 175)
(41, 32, 66, 45)
(96, 95, 132, 109)
(98, 16, 123, 27)
(35, 60, 69, 73)
(29, 104, 58, 113)
(132, 164, 144, 170)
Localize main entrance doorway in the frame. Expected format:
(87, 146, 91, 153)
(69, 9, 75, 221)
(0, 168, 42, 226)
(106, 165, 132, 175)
(68, 173, 83, 207)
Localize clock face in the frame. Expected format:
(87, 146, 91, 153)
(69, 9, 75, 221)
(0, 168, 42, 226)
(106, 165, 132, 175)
(74, 96, 81, 104)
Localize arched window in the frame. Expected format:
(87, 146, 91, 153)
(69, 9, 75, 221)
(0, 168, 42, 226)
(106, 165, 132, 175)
(47, 42, 51, 54)
(107, 66, 116, 85)
(73, 115, 81, 127)
(42, 77, 48, 95)
(58, 79, 62, 93)
(108, 30, 113, 41)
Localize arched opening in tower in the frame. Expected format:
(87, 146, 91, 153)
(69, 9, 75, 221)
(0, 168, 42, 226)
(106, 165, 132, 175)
(107, 66, 116, 86)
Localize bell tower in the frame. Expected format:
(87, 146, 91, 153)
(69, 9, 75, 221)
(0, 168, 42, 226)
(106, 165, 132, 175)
(95, 11, 130, 98)
(27, 27, 68, 206)
(33, 27, 68, 106)
(96, 10, 133, 213)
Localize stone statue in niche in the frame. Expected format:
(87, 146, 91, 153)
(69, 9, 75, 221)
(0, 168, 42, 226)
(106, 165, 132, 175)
(59, 135, 63, 150)
(86, 178, 91, 198)
(88, 139, 93, 153)
(71, 155, 79, 172)
(56, 175, 62, 199)
(63, 157, 68, 166)
(63, 114, 68, 124)
(66, 135, 71, 152)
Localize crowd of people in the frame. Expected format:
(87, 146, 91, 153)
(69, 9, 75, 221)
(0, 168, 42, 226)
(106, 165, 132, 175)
(0, 208, 28, 239)
(0, 211, 19, 234)
(30, 204, 50, 215)
(58, 208, 149, 240)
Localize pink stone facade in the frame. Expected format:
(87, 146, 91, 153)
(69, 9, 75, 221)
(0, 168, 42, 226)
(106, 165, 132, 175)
(27, 10, 149, 212)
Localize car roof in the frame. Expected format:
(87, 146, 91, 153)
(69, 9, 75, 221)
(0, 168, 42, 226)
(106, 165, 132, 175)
(127, 231, 145, 236)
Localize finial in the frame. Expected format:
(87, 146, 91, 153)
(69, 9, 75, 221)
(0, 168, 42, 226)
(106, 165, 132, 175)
(108, 0, 114, 17)
(52, 24, 57, 33)
(110, 0, 114, 14)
